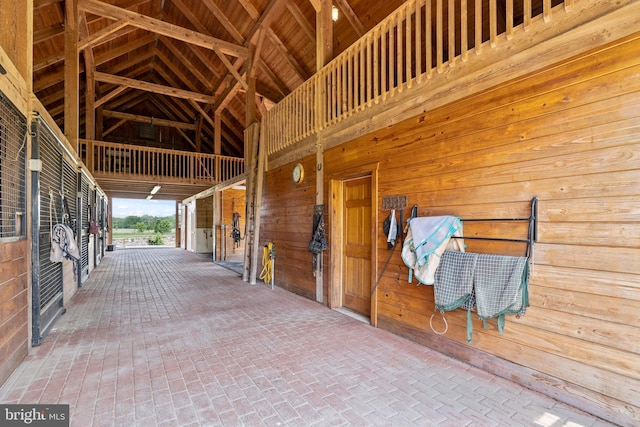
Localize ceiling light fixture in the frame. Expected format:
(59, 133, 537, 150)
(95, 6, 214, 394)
(146, 195, 153, 200)
(150, 185, 161, 195)
(332, 5, 339, 22)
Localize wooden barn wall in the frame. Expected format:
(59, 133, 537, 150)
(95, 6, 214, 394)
(0, 241, 29, 386)
(263, 34, 640, 424)
(261, 156, 318, 300)
(221, 189, 246, 259)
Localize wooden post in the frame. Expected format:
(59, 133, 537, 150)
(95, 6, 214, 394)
(175, 201, 180, 248)
(86, 139, 94, 173)
(314, 0, 333, 303)
(81, 12, 96, 145)
(64, 0, 79, 155)
(246, 41, 257, 128)
(215, 110, 221, 180)
(243, 123, 260, 282)
(249, 124, 265, 285)
(316, 0, 333, 72)
(107, 196, 113, 246)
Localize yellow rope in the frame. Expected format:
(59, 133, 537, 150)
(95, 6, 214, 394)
(259, 242, 274, 284)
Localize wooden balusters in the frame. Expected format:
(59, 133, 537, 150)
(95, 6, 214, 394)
(86, 139, 237, 184)
(490, 0, 497, 47)
(261, 0, 569, 155)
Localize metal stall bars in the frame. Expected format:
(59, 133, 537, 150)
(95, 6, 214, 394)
(30, 114, 68, 345)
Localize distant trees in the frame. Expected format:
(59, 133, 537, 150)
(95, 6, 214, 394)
(113, 215, 174, 232)
(154, 218, 173, 234)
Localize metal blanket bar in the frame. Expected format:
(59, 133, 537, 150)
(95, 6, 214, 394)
(450, 196, 538, 258)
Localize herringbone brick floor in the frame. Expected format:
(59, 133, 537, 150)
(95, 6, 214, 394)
(0, 248, 613, 426)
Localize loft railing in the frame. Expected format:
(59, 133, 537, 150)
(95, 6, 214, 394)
(263, 0, 574, 155)
(80, 139, 244, 184)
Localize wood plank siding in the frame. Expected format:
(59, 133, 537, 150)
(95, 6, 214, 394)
(261, 156, 320, 301)
(261, 34, 640, 424)
(0, 241, 29, 386)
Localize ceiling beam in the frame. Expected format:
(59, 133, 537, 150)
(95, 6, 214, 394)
(154, 48, 203, 93)
(286, 0, 315, 42)
(158, 38, 214, 92)
(34, 51, 66, 72)
(35, 32, 157, 92)
(168, 0, 247, 91)
(102, 118, 127, 137)
(77, 19, 130, 51)
(189, 100, 216, 130)
(334, 0, 365, 37)
(102, 110, 197, 131)
(79, 0, 248, 57)
(200, 0, 244, 44)
(155, 97, 192, 124)
(34, 23, 64, 44)
(237, 0, 260, 20)
(94, 72, 216, 104)
(35, 0, 62, 9)
(266, 28, 310, 81)
(94, 85, 127, 108)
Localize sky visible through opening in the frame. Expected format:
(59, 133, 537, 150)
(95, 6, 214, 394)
(112, 198, 177, 218)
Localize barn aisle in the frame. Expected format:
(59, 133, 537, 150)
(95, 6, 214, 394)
(0, 248, 610, 426)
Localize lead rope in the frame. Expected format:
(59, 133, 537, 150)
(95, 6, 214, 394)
(49, 188, 57, 242)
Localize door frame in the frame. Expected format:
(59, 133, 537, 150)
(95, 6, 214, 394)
(328, 163, 379, 326)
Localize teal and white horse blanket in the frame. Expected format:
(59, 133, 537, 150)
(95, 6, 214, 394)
(401, 216, 464, 285)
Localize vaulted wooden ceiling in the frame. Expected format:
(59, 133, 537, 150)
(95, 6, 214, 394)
(32, 0, 407, 158)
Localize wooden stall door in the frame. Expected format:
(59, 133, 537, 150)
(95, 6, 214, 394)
(342, 177, 372, 316)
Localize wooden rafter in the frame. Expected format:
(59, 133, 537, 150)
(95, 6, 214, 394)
(150, 94, 193, 124)
(266, 28, 310, 81)
(77, 19, 130, 51)
(188, 100, 216, 130)
(334, 0, 366, 37)
(237, 0, 260, 20)
(34, 23, 64, 45)
(94, 85, 127, 108)
(200, 0, 244, 44)
(167, 0, 247, 91)
(35, 0, 62, 9)
(158, 38, 214, 92)
(34, 33, 156, 92)
(286, 1, 315, 42)
(94, 72, 216, 104)
(102, 118, 127, 137)
(102, 110, 197, 131)
(154, 49, 203, 94)
(78, 0, 248, 57)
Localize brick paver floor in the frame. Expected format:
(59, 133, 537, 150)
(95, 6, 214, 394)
(0, 248, 614, 426)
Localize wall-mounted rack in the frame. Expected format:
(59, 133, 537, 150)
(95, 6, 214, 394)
(451, 197, 538, 258)
(382, 195, 407, 211)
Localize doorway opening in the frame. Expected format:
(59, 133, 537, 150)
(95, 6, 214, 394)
(329, 164, 379, 326)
